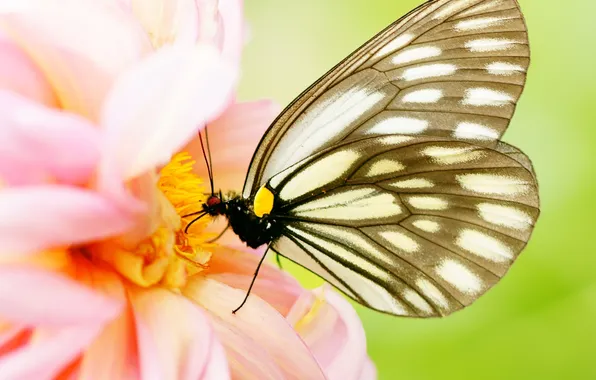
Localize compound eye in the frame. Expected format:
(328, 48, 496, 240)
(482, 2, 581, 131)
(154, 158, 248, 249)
(206, 196, 222, 207)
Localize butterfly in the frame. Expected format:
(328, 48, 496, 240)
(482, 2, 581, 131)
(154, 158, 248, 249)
(190, 0, 540, 317)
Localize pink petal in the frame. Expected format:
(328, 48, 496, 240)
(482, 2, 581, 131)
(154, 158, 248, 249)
(287, 286, 369, 380)
(358, 359, 377, 380)
(79, 302, 139, 380)
(130, 0, 202, 46)
(0, 0, 152, 120)
(0, 30, 56, 106)
(0, 324, 103, 379)
(183, 277, 326, 380)
(205, 247, 302, 315)
(200, 334, 231, 380)
(0, 266, 124, 326)
(130, 287, 229, 380)
(0, 91, 100, 186)
(0, 186, 137, 255)
(218, 0, 245, 64)
(99, 45, 237, 188)
(209, 317, 285, 379)
(186, 100, 280, 192)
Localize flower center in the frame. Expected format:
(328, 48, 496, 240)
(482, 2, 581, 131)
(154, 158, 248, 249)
(94, 152, 215, 289)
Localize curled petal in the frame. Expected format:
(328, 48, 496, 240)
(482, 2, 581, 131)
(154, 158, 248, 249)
(129, 287, 228, 380)
(99, 45, 237, 188)
(183, 277, 326, 380)
(287, 286, 369, 380)
(0, 266, 124, 326)
(0, 186, 137, 255)
(0, 324, 103, 379)
(187, 100, 280, 192)
(0, 91, 100, 186)
(0, 0, 152, 120)
(0, 30, 56, 106)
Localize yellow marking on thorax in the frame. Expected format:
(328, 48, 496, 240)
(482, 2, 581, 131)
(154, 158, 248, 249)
(253, 186, 274, 218)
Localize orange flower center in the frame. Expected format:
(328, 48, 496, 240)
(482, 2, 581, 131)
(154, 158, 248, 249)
(92, 152, 216, 289)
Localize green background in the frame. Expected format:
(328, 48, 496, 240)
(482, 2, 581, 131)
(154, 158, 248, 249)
(239, 1, 596, 379)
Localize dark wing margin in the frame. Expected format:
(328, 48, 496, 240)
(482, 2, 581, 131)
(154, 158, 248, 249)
(266, 135, 539, 317)
(243, 0, 530, 199)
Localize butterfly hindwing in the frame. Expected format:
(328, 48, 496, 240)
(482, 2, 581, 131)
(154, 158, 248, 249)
(266, 135, 539, 316)
(243, 0, 530, 199)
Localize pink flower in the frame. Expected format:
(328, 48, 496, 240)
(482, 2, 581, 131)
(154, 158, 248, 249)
(0, 0, 375, 379)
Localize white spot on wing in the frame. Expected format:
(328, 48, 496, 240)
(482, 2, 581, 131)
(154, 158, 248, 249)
(422, 146, 485, 165)
(403, 289, 433, 315)
(437, 260, 483, 295)
(292, 188, 375, 213)
(455, 16, 505, 31)
(366, 159, 405, 177)
(293, 192, 404, 222)
(366, 117, 429, 135)
(454, 122, 500, 140)
(477, 203, 533, 230)
(402, 89, 443, 104)
(280, 150, 359, 200)
(466, 38, 515, 52)
(402, 64, 457, 81)
(487, 62, 526, 76)
(456, 173, 531, 195)
(462, 88, 514, 107)
(416, 278, 449, 309)
(456, 229, 514, 262)
(413, 219, 441, 233)
(374, 34, 415, 59)
(389, 178, 435, 189)
(392, 46, 442, 65)
(379, 230, 419, 253)
(408, 196, 448, 210)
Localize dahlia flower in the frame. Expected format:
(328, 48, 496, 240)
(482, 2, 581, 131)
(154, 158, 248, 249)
(0, 0, 375, 379)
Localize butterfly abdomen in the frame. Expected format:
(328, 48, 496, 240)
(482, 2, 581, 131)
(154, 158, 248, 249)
(224, 197, 283, 249)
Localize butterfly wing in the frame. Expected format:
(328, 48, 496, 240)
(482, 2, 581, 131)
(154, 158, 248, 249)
(243, 0, 530, 199)
(241, 0, 537, 317)
(266, 135, 539, 316)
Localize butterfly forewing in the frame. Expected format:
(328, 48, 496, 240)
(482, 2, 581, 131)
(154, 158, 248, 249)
(267, 136, 538, 316)
(243, 0, 529, 198)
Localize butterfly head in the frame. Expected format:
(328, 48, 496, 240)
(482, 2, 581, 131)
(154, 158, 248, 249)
(202, 191, 227, 217)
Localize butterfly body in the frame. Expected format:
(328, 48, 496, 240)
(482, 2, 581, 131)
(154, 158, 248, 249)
(203, 194, 282, 249)
(200, 0, 540, 317)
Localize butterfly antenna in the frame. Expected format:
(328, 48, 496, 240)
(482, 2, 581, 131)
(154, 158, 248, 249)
(198, 130, 215, 195)
(184, 211, 209, 234)
(232, 250, 268, 314)
(205, 126, 215, 193)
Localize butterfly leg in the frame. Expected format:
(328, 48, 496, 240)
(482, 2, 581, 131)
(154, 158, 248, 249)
(232, 250, 268, 314)
(207, 222, 230, 243)
(275, 252, 283, 270)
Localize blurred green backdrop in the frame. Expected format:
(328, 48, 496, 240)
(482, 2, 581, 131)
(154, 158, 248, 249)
(238, 1, 596, 379)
